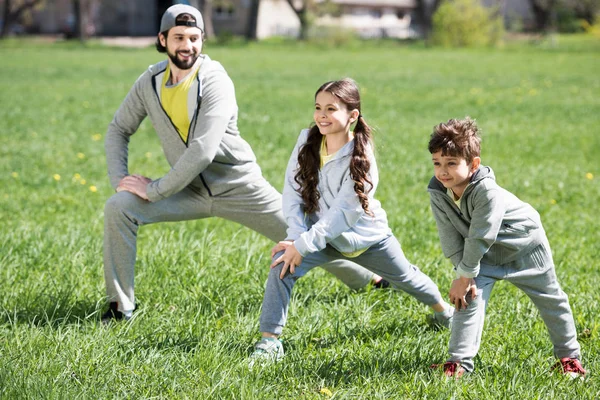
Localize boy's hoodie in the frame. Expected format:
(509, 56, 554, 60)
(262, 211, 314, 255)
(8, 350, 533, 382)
(428, 166, 546, 278)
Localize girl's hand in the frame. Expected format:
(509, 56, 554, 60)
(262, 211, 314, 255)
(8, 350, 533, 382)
(449, 276, 477, 310)
(270, 241, 303, 279)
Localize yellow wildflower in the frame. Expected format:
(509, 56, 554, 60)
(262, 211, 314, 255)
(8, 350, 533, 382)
(550, 199, 557, 205)
(11, 172, 18, 178)
(319, 388, 333, 397)
(89, 185, 98, 192)
(92, 134, 102, 141)
(77, 152, 85, 159)
(53, 174, 61, 181)
(586, 172, 593, 180)
(80, 179, 87, 185)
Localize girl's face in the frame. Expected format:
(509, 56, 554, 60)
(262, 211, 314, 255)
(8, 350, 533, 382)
(314, 91, 358, 138)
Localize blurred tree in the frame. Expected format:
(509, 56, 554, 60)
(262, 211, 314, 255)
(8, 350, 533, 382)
(414, 0, 442, 38)
(246, 0, 260, 40)
(565, 0, 599, 24)
(200, 0, 215, 38)
(528, 0, 559, 32)
(285, 0, 310, 39)
(285, 0, 336, 39)
(0, 0, 44, 38)
(431, 0, 504, 46)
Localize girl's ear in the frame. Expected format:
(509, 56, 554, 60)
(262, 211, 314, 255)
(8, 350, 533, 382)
(350, 109, 360, 124)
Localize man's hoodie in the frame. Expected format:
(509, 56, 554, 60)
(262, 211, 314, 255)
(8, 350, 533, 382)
(105, 54, 263, 202)
(428, 166, 546, 278)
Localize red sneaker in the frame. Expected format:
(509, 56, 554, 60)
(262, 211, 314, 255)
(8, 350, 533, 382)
(431, 362, 466, 378)
(552, 358, 586, 378)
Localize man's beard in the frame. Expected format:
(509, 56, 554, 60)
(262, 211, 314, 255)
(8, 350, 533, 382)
(167, 48, 199, 70)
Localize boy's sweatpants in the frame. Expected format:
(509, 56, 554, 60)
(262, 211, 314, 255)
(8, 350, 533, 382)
(259, 235, 444, 335)
(447, 241, 581, 372)
(103, 179, 374, 313)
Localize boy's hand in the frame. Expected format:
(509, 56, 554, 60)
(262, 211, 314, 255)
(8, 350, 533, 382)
(449, 276, 477, 310)
(270, 241, 303, 279)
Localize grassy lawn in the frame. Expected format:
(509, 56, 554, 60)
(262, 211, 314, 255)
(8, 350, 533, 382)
(0, 35, 598, 398)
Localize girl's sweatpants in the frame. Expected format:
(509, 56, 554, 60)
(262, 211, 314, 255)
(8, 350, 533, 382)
(447, 240, 581, 372)
(259, 235, 444, 335)
(103, 179, 374, 313)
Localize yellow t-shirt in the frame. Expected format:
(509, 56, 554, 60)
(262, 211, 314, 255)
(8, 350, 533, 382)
(161, 64, 199, 143)
(319, 136, 368, 258)
(447, 188, 461, 207)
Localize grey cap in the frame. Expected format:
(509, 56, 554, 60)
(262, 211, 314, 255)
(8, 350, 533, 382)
(159, 4, 204, 33)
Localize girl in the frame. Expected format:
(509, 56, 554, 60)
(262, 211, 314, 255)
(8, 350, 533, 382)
(250, 78, 453, 363)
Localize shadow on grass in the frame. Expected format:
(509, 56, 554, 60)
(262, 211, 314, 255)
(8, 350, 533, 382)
(0, 293, 102, 328)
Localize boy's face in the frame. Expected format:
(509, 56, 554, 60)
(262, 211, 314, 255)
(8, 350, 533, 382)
(431, 151, 480, 198)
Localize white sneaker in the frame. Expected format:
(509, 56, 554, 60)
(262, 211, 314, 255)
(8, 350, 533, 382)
(248, 337, 284, 368)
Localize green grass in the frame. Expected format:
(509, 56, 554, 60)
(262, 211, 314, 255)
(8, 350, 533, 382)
(1, 35, 599, 398)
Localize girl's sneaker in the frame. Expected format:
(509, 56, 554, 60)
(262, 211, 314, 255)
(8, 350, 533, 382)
(248, 337, 284, 368)
(552, 357, 586, 379)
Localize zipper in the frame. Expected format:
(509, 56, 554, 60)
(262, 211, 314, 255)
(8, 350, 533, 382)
(152, 68, 187, 146)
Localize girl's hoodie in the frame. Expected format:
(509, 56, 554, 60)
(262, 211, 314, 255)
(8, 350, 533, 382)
(428, 166, 546, 278)
(283, 129, 392, 256)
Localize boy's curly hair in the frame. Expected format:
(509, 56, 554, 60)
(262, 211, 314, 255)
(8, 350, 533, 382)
(428, 117, 481, 162)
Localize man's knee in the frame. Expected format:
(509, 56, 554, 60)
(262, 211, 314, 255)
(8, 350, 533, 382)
(104, 191, 139, 219)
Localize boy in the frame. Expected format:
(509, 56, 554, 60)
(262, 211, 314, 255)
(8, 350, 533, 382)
(427, 117, 585, 378)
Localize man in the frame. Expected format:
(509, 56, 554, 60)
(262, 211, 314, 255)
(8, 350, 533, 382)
(102, 4, 386, 322)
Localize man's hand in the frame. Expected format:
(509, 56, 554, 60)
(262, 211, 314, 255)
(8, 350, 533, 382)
(117, 174, 152, 201)
(270, 240, 303, 279)
(449, 276, 477, 310)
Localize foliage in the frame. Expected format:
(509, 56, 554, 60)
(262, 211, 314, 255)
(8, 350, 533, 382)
(431, 0, 505, 47)
(0, 37, 599, 398)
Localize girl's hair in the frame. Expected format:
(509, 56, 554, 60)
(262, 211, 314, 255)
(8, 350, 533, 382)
(428, 117, 481, 162)
(295, 78, 374, 216)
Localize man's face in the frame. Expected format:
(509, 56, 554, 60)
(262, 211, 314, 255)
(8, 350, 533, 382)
(160, 26, 203, 70)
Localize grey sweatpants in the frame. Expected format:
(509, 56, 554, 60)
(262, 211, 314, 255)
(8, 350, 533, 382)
(259, 235, 444, 335)
(447, 241, 581, 372)
(103, 179, 374, 312)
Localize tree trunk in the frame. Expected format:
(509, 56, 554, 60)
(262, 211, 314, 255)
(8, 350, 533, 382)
(246, 0, 260, 40)
(0, 0, 44, 38)
(414, 0, 442, 39)
(1, 0, 12, 38)
(201, 0, 215, 38)
(529, 0, 557, 32)
(286, 0, 308, 40)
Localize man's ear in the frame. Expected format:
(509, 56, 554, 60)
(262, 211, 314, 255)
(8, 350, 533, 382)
(159, 33, 166, 47)
(471, 156, 481, 172)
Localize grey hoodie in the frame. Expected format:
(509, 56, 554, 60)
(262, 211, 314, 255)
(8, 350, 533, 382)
(283, 129, 391, 256)
(105, 55, 263, 202)
(428, 166, 546, 278)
